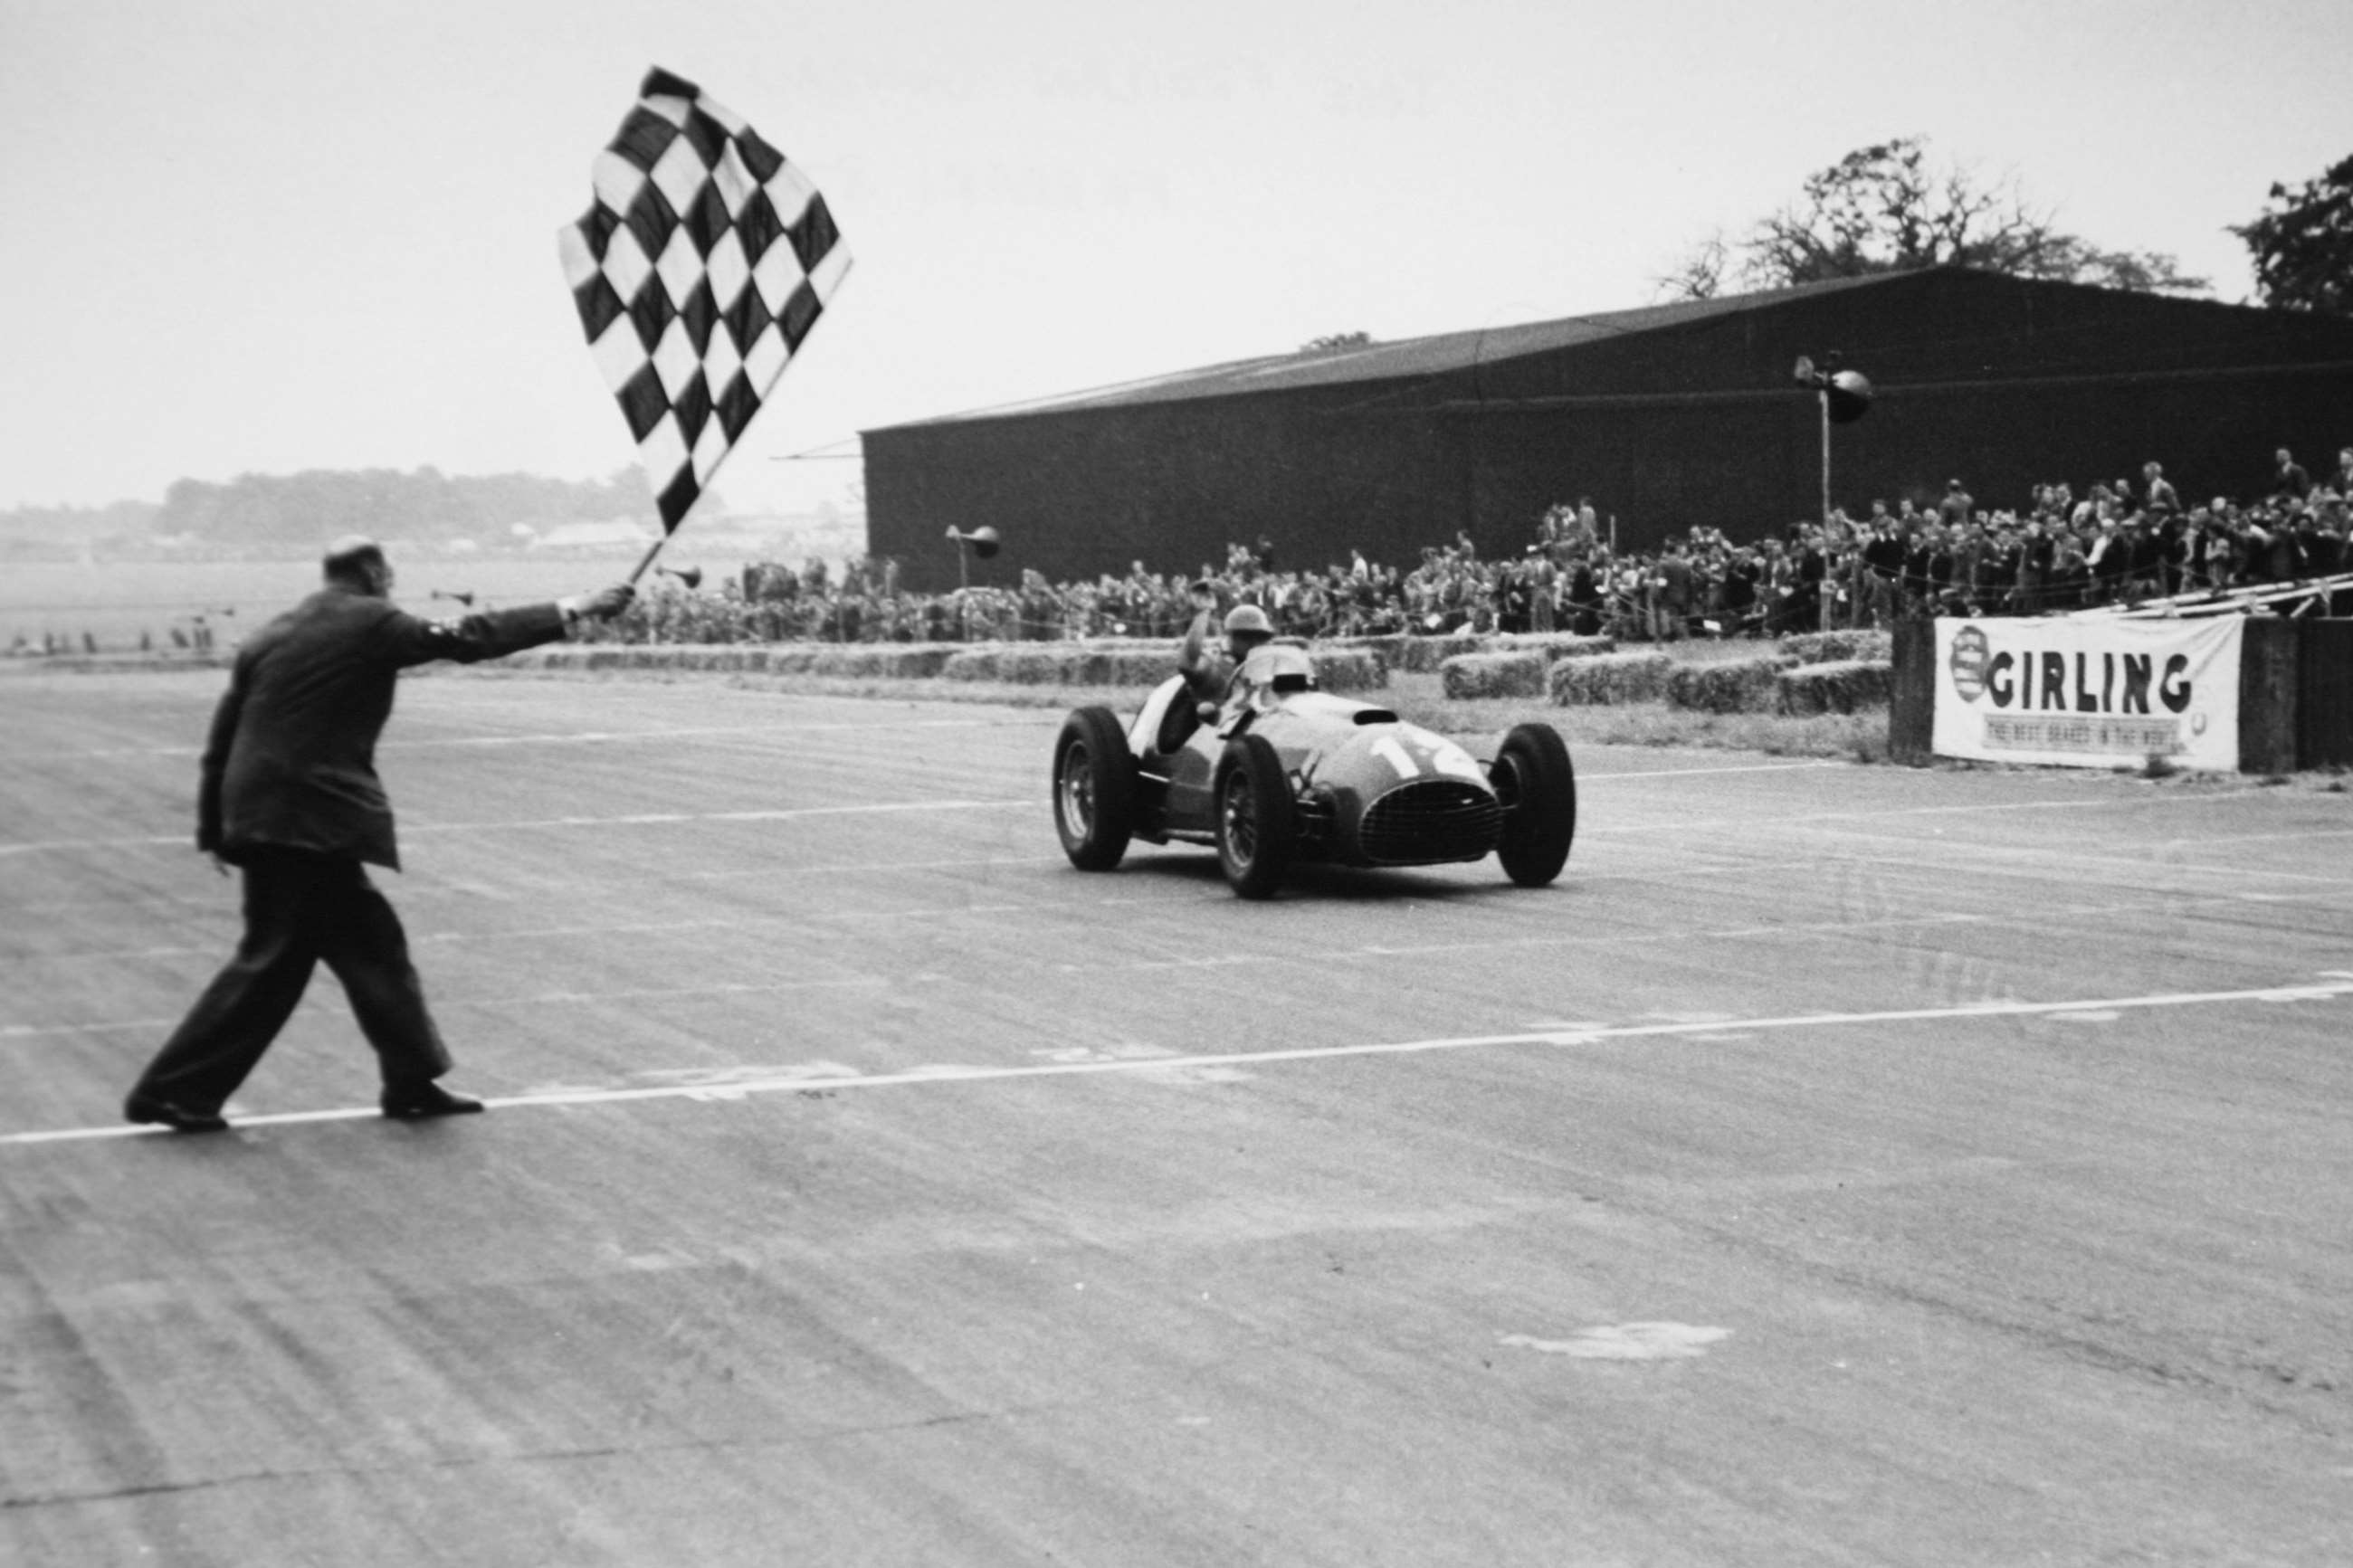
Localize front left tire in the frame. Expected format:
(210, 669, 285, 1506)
(1215, 733, 1294, 898)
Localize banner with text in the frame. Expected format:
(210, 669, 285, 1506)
(1932, 616, 2243, 771)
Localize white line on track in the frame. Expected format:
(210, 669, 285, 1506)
(1, 1016, 183, 1040)
(27, 717, 1043, 762)
(0, 799, 1034, 857)
(1580, 761, 1846, 780)
(1, 855, 1078, 920)
(407, 799, 1034, 835)
(1580, 790, 2242, 837)
(8, 976, 2348, 1146)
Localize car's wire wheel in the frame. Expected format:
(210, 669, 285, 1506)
(1063, 745, 1098, 828)
(1215, 734, 1293, 898)
(1222, 771, 1257, 859)
(1053, 707, 1135, 870)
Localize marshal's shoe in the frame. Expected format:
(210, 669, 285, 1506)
(380, 1082, 486, 1121)
(124, 1095, 231, 1135)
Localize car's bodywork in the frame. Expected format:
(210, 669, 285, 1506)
(1053, 645, 1576, 898)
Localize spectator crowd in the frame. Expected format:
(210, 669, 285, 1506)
(676, 444, 2353, 647)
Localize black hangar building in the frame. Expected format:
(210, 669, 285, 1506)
(861, 268, 2353, 591)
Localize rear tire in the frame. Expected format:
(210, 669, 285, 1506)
(1491, 722, 1576, 887)
(1053, 708, 1136, 870)
(1215, 734, 1294, 899)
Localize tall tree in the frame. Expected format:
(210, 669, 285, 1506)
(2230, 153, 2353, 315)
(1655, 137, 2206, 299)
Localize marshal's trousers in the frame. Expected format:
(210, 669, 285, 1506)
(132, 847, 451, 1111)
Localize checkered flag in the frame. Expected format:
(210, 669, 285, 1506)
(558, 68, 851, 532)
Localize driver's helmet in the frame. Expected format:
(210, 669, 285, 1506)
(1223, 603, 1274, 657)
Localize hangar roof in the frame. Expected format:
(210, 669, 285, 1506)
(884, 272, 1896, 427)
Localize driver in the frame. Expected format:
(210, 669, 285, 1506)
(1178, 584, 1276, 709)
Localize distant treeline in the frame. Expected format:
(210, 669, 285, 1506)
(1, 467, 664, 548)
(154, 468, 661, 546)
(0, 499, 159, 543)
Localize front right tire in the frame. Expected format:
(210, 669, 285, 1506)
(1491, 722, 1577, 887)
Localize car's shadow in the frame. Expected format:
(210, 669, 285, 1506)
(1111, 848, 1562, 903)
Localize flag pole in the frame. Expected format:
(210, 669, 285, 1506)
(625, 530, 670, 586)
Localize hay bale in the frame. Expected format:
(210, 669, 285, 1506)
(798, 644, 953, 679)
(1491, 632, 1616, 660)
(868, 644, 954, 679)
(936, 641, 1384, 690)
(1441, 651, 1548, 700)
(716, 637, 1379, 691)
(1775, 659, 1894, 716)
(939, 648, 1000, 681)
(1548, 651, 1673, 706)
(1310, 649, 1386, 693)
(1396, 633, 1483, 673)
(1106, 648, 1176, 685)
(1776, 629, 1893, 666)
(1665, 655, 1797, 714)
(991, 646, 1071, 683)
(1329, 633, 1405, 678)
(938, 644, 1072, 683)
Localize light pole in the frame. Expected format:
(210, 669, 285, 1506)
(944, 526, 1001, 590)
(944, 526, 1001, 640)
(1794, 355, 1873, 528)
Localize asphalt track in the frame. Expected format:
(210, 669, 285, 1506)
(4, 667, 2349, 1567)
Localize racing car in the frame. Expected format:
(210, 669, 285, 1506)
(1052, 643, 1576, 898)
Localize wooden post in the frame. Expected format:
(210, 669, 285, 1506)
(2237, 618, 2301, 774)
(2299, 620, 2353, 769)
(1887, 620, 1937, 765)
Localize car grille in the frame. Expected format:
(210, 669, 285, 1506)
(1358, 779, 1501, 865)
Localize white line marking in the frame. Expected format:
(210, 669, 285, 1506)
(1581, 793, 2216, 837)
(1500, 1324, 1732, 1361)
(7, 976, 2347, 1147)
(24, 717, 1053, 763)
(0, 832, 189, 856)
(1, 1017, 182, 1040)
(2, 854, 1077, 921)
(1580, 761, 1844, 780)
(410, 800, 1032, 834)
(0, 799, 1034, 857)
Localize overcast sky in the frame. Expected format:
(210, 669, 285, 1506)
(5, 0, 2347, 518)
